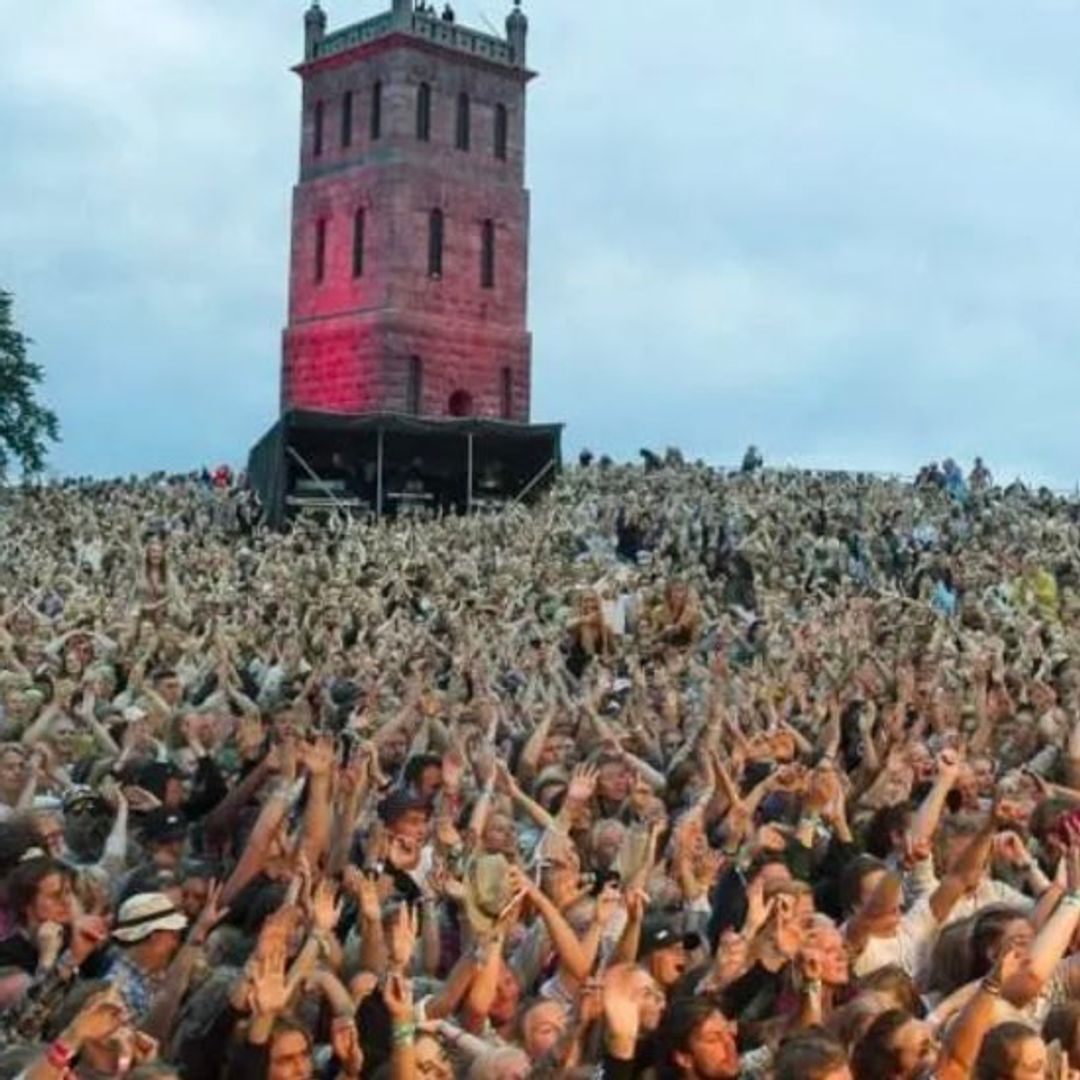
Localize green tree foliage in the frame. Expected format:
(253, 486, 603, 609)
(0, 290, 59, 479)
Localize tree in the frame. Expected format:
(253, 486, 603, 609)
(0, 290, 59, 479)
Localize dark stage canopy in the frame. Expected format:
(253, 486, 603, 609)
(248, 410, 563, 527)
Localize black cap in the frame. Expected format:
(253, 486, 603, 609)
(141, 808, 189, 845)
(637, 914, 700, 960)
(136, 761, 184, 801)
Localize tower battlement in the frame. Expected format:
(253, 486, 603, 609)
(283, 0, 535, 423)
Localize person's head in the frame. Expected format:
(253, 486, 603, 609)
(970, 906, 1031, 981)
(538, 732, 575, 770)
(589, 818, 626, 872)
(414, 1033, 453, 1080)
(934, 815, 986, 879)
(596, 755, 631, 805)
(267, 1017, 313, 1080)
(974, 1022, 1046, 1080)
(517, 998, 568, 1059)
(467, 1047, 530, 1080)
(775, 1030, 852, 1080)
(0, 745, 27, 803)
(48, 714, 79, 762)
(46, 980, 129, 1075)
(379, 727, 410, 771)
(30, 810, 65, 859)
(657, 995, 739, 1079)
(639, 915, 695, 989)
(178, 860, 217, 921)
(489, 960, 522, 1027)
(145, 537, 166, 570)
(151, 668, 183, 708)
(539, 843, 581, 909)
(1043, 1003, 1080, 1069)
(840, 857, 900, 935)
(140, 807, 189, 869)
(854, 967, 923, 1018)
(113, 892, 188, 974)
(481, 810, 517, 857)
(851, 1010, 938, 1080)
(7, 856, 73, 930)
(803, 918, 850, 989)
(403, 753, 443, 801)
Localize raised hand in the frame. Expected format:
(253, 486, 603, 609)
(343, 867, 382, 923)
(65, 986, 128, 1047)
(567, 764, 599, 804)
(189, 879, 229, 946)
(249, 946, 290, 1018)
(36, 921, 65, 967)
(382, 972, 414, 1024)
(387, 903, 419, 973)
(330, 1016, 364, 1078)
(602, 964, 642, 1056)
(70, 914, 109, 965)
(311, 878, 343, 935)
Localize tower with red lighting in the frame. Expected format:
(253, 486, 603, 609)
(282, 0, 535, 422)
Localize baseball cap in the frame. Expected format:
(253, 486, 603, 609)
(141, 808, 189, 845)
(136, 761, 184, 801)
(637, 914, 700, 960)
(113, 892, 188, 943)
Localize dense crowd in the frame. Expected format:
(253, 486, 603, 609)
(2, 454, 1080, 1080)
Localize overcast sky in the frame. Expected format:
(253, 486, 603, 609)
(3, 1, 1080, 486)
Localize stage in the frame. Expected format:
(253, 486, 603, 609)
(247, 410, 563, 527)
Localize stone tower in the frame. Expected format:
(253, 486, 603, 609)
(282, 0, 535, 422)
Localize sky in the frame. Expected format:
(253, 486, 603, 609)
(2, 1, 1080, 486)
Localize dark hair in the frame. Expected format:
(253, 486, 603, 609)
(838, 855, 887, 916)
(974, 1022, 1041, 1080)
(970, 906, 1027, 981)
(856, 966, 926, 1020)
(0, 820, 46, 883)
(864, 804, 912, 859)
(851, 1009, 913, 1080)
(5, 857, 70, 926)
(656, 994, 727, 1078)
(45, 979, 111, 1041)
(775, 1029, 849, 1080)
(402, 753, 442, 788)
(1043, 1003, 1080, 1068)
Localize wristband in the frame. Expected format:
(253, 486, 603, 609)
(801, 978, 823, 996)
(981, 976, 1003, 997)
(392, 1022, 416, 1045)
(1063, 891, 1080, 909)
(47, 1040, 75, 1069)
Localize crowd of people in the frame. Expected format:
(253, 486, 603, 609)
(1, 454, 1080, 1080)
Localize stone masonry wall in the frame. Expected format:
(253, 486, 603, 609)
(281, 36, 533, 421)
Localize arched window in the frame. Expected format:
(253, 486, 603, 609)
(455, 92, 470, 151)
(371, 81, 383, 140)
(428, 209, 444, 278)
(313, 100, 325, 157)
(480, 219, 495, 289)
(314, 218, 328, 283)
(494, 103, 508, 161)
(448, 389, 473, 417)
(416, 82, 432, 142)
(407, 356, 423, 415)
(500, 366, 513, 419)
(352, 208, 365, 279)
(341, 91, 353, 148)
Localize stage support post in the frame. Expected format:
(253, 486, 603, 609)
(376, 427, 385, 519)
(466, 433, 475, 514)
